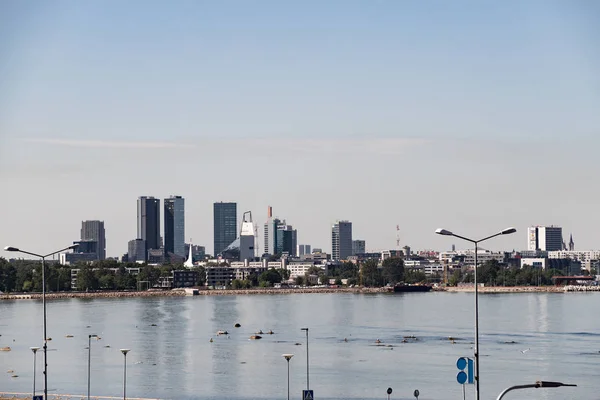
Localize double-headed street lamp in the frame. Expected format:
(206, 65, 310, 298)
(435, 227, 516, 400)
(4, 244, 78, 400)
(282, 354, 294, 400)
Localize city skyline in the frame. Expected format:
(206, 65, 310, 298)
(1, 2, 599, 256)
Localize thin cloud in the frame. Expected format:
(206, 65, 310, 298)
(237, 137, 431, 155)
(23, 138, 194, 149)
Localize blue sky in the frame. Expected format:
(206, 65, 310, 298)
(1, 1, 599, 257)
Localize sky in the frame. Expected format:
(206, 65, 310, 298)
(1, 0, 599, 258)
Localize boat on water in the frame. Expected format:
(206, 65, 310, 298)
(392, 283, 432, 293)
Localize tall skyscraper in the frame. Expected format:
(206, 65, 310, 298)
(239, 211, 256, 261)
(164, 196, 185, 258)
(80, 220, 106, 260)
(332, 221, 352, 261)
(527, 226, 563, 251)
(273, 220, 297, 256)
(137, 196, 161, 253)
(214, 202, 237, 256)
(264, 206, 278, 256)
(352, 239, 366, 256)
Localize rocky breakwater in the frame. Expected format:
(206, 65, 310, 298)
(563, 285, 600, 292)
(198, 287, 386, 296)
(0, 290, 186, 300)
(444, 285, 565, 293)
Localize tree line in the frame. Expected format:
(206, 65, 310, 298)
(2, 256, 570, 293)
(0, 258, 206, 293)
(447, 260, 567, 286)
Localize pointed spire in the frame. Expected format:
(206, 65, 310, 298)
(184, 239, 194, 268)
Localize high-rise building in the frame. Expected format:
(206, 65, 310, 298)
(128, 239, 146, 263)
(297, 244, 311, 257)
(214, 202, 237, 256)
(137, 196, 161, 253)
(164, 196, 185, 258)
(263, 206, 278, 256)
(527, 226, 563, 252)
(352, 240, 366, 255)
(80, 220, 106, 260)
(332, 221, 352, 261)
(239, 211, 256, 261)
(276, 220, 297, 256)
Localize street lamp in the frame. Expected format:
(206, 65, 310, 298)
(88, 334, 98, 400)
(282, 354, 294, 400)
(435, 227, 516, 400)
(4, 244, 78, 400)
(300, 328, 309, 391)
(496, 381, 576, 400)
(31, 347, 40, 398)
(120, 349, 130, 400)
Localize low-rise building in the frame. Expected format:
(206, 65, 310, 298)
(173, 270, 198, 288)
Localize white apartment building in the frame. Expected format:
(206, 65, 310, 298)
(423, 264, 445, 275)
(547, 250, 600, 263)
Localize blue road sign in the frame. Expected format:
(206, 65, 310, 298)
(303, 390, 314, 400)
(456, 357, 474, 384)
(33, 396, 43, 400)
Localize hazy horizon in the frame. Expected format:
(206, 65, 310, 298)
(1, 1, 599, 258)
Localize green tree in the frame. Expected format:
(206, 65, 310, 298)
(339, 262, 359, 279)
(0, 258, 17, 292)
(138, 265, 161, 287)
(381, 258, 404, 284)
(277, 268, 290, 281)
(259, 269, 282, 286)
(295, 275, 305, 286)
(99, 273, 115, 289)
(404, 269, 427, 284)
(76, 266, 99, 291)
(360, 260, 382, 287)
(231, 279, 244, 289)
(448, 269, 463, 286)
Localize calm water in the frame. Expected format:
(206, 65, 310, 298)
(0, 292, 599, 400)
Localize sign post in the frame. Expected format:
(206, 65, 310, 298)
(456, 357, 474, 385)
(414, 389, 420, 400)
(302, 389, 314, 400)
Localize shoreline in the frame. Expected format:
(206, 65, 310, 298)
(0, 287, 386, 300)
(1, 285, 597, 300)
(442, 285, 600, 293)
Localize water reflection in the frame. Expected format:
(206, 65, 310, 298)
(1, 293, 599, 400)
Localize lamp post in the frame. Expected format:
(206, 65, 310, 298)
(435, 227, 516, 400)
(88, 334, 98, 400)
(4, 244, 78, 400)
(496, 381, 576, 400)
(31, 347, 40, 398)
(282, 354, 294, 400)
(300, 328, 309, 391)
(120, 349, 130, 400)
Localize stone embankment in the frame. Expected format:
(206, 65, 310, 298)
(0, 287, 386, 300)
(443, 285, 583, 293)
(563, 285, 600, 292)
